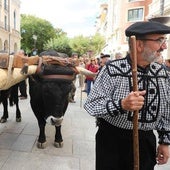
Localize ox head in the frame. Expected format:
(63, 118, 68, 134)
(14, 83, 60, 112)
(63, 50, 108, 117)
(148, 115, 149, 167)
(29, 50, 76, 126)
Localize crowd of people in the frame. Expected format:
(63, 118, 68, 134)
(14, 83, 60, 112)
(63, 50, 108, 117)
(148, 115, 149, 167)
(75, 52, 123, 97)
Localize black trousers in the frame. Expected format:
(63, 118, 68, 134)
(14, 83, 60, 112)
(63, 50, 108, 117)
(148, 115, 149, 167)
(19, 80, 27, 97)
(96, 119, 157, 170)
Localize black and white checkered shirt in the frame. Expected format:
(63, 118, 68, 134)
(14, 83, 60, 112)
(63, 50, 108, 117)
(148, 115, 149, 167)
(84, 55, 170, 144)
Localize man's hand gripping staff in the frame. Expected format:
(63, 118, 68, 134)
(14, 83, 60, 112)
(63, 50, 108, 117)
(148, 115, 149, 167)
(121, 91, 146, 111)
(122, 36, 145, 170)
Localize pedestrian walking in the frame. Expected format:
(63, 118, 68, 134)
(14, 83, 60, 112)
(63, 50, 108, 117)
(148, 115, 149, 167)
(85, 58, 99, 95)
(84, 21, 170, 170)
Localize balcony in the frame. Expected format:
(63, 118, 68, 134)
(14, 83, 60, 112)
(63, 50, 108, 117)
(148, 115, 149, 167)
(149, 0, 170, 16)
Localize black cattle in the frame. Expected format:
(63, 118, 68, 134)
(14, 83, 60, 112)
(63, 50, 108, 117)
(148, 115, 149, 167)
(0, 83, 21, 123)
(28, 50, 76, 148)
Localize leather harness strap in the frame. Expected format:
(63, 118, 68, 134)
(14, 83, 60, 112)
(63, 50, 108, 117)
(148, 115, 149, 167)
(35, 57, 42, 74)
(41, 74, 75, 81)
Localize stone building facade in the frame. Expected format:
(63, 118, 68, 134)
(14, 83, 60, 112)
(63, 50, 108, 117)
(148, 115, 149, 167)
(0, 0, 21, 54)
(96, 0, 170, 57)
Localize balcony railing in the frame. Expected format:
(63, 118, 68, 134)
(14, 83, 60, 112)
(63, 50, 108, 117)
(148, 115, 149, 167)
(149, 0, 170, 16)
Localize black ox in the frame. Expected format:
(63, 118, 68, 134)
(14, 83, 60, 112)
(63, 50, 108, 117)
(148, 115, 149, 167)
(29, 50, 77, 149)
(0, 83, 21, 123)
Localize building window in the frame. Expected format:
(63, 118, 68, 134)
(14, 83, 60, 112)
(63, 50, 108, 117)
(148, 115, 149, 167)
(14, 11, 16, 29)
(4, 15, 7, 30)
(128, 8, 143, 21)
(4, 0, 8, 10)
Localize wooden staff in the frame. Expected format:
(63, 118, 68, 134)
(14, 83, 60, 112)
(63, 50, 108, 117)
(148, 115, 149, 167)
(130, 36, 139, 170)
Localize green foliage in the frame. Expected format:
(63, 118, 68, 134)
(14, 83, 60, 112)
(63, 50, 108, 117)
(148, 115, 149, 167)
(91, 33, 106, 55)
(55, 28, 67, 38)
(44, 34, 105, 57)
(20, 14, 106, 57)
(69, 34, 105, 56)
(69, 35, 89, 56)
(21, 14, 57, 55)
(44, 36, 72, 56)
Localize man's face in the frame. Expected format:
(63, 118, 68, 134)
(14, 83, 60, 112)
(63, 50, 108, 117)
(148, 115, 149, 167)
(102, 57, 109, 64)
(140, 34, 167, 63)
(101, 57, 109, 64)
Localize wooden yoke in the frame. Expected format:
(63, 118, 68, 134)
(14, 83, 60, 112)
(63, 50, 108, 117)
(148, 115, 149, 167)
(0, 53, 39, 69)
(13, 55, 39, 68)
(0, 54, 79, 69)
(0, 54, 80, 76)
(130, 36, 139, 170)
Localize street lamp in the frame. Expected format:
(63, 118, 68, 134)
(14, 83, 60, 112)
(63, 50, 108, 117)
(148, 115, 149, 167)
(32, 35, 37, 55)
(32, 35, 37, 48)
(87, 36, 93, 58)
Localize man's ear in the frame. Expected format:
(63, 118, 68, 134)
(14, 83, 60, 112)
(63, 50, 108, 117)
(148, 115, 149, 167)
(136, 40, 144, 52)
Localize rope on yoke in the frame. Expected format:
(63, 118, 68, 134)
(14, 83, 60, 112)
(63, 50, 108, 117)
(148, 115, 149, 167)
(4, 55, 14, 89)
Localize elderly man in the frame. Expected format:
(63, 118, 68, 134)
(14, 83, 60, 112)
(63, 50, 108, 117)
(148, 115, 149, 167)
(84, 21, 170, 170)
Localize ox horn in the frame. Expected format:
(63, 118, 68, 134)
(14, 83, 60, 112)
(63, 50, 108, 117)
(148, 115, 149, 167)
(76, 66, 97, 77)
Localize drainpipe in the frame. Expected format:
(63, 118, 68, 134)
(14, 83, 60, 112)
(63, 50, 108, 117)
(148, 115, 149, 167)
(160, 0, 164, 16)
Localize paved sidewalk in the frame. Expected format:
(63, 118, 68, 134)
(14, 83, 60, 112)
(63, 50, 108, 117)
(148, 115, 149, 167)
(0, 86, 96, 170)
(0, 85, 169, 170)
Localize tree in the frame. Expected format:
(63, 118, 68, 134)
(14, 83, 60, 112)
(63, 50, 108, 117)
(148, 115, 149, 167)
(44, 36, 72, 56)
(91, 33, 106, 55)
(69, 35, 90, 56)
(21, 14, 57, 55)
(20, 14, 105, 57)
(55, 28, 67, 38)
(69, 33, 105, 56)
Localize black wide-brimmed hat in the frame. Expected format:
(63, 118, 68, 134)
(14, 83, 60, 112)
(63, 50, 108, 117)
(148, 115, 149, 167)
(125, 21, 170, 37)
